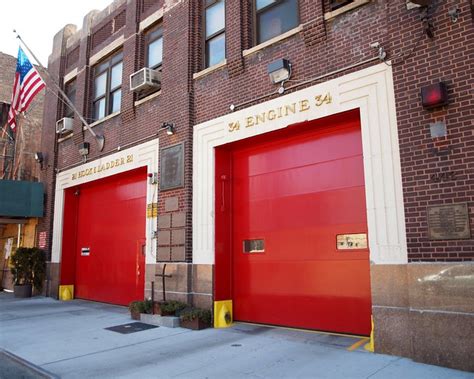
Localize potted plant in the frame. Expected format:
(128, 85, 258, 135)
(179, 307, 212, 330)
(10, 247, 46, 298)
(128, 299, 152, 320)
(158, 300, 187, 316)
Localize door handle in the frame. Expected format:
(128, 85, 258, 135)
(221, 174, 227, 212)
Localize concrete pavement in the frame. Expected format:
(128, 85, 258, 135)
(0, 293, 472, 379)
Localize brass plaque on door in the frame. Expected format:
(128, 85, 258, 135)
(337, 234, 367, 250)
(427, 203, 471, 240)
(243, 239, 264, 253)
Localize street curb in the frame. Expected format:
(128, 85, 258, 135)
(0, 349, 59, 379)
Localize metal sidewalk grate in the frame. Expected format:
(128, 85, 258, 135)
(105, 322, 158, 334)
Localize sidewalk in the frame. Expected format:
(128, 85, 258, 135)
(0, 293, 472, 379)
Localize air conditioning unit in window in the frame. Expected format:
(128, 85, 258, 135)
(56, 117, 74, 134)
(130, 67, 161, 93)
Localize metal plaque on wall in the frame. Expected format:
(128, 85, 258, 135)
(160, 143, 184, 191)
(336, 234, 368, 250)
(427, 203, 471, 240)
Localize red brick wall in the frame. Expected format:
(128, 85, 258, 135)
(0, 52, 43, 182)
(40, 1, 194, 263)
(40, 0, 474, 263)
(192, 0, 474, 261)
(390, 1, 474, 261)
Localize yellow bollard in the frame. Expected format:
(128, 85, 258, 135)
(365, 315, 375, 352)
(59, 285, 74, 301)
(214, 300, 233, 328)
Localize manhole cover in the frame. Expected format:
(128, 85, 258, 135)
(105, 322, 158, 334)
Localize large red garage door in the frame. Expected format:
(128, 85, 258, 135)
(62, 167, 146, 306)
(227, 111, 371, 335)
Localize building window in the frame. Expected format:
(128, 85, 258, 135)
(255, 0, 299, 44)
(92, 51, 123, 121)
(64, 79, 76, 119)
(146, 25, 163, 70)
(204, 0, 225, 68)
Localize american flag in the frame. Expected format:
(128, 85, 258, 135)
(7, 47, 45, 131)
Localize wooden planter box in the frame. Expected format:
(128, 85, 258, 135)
(130, 310, 141, 320)
(180, 318, 210, 330)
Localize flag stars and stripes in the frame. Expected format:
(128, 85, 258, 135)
(7, 47, 46, 131)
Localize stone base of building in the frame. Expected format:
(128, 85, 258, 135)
(45, 262, 61, 299)
(145, 263, 213, 309)
(372, 263, 474, 372)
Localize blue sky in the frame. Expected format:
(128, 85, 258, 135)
(0, 0, 113, 65)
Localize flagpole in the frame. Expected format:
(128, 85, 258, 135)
(13, 30, 105, 152)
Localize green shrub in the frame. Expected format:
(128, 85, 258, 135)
(10, 247, 46, 291)
(179, 307, 212, 324)
(128, 299, 153, 314)
(159, 300, 187, 315)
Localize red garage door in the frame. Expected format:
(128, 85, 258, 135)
(227, 111, 371, 335)
(62, 167, 147, 306)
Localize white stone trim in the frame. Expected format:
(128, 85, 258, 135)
(243, 25, 303, 57)
(51, 138, 159, 265)
(87, 111, 120, 128)
(139, 8, 163, 32)
(64, 68, 78, 83)
(89, 35, 124, 65)
(324, 0, 371, 21)
(134, 90, 161, 107)
(193, 63, 407, 265)
(193, 60, 227, 80)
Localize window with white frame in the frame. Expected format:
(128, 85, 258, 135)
(204, 0, 226, 68)
(92, 51, 123, 121)
(255, 0, 299, 44)
(146, 25, 163, 70)
(64, 79, 76, 119)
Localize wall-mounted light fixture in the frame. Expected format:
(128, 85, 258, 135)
(448, 7, 460, 23)
(148, 172, 158, 185)
(161, 122, 175, 136)
(34, 152, 44, 170)
(421, 82, 448, 109)
(267, 59, 292, 85)
(78, 142, 90, 162)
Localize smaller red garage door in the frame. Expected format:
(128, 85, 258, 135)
(62, 167, 147, 306)
(228, 111, 371, 335)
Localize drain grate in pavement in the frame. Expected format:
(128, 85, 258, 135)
(105, 322, 158, 334)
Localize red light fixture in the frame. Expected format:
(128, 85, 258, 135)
(421, 82, 448, 109)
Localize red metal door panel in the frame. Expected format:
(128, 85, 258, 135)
(231, 116, 371, 335)
(74, 167, 146, 305)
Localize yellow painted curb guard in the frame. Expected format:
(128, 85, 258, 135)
(364, 315, 375, 352)
(59, 285, 74, 301)
(214, 300, 233, 328)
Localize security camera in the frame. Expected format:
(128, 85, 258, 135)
(370, 42, 380, 49)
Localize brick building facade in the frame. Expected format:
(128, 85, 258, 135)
(39, 0, 473, 371)
(0, 51, 44, 290)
